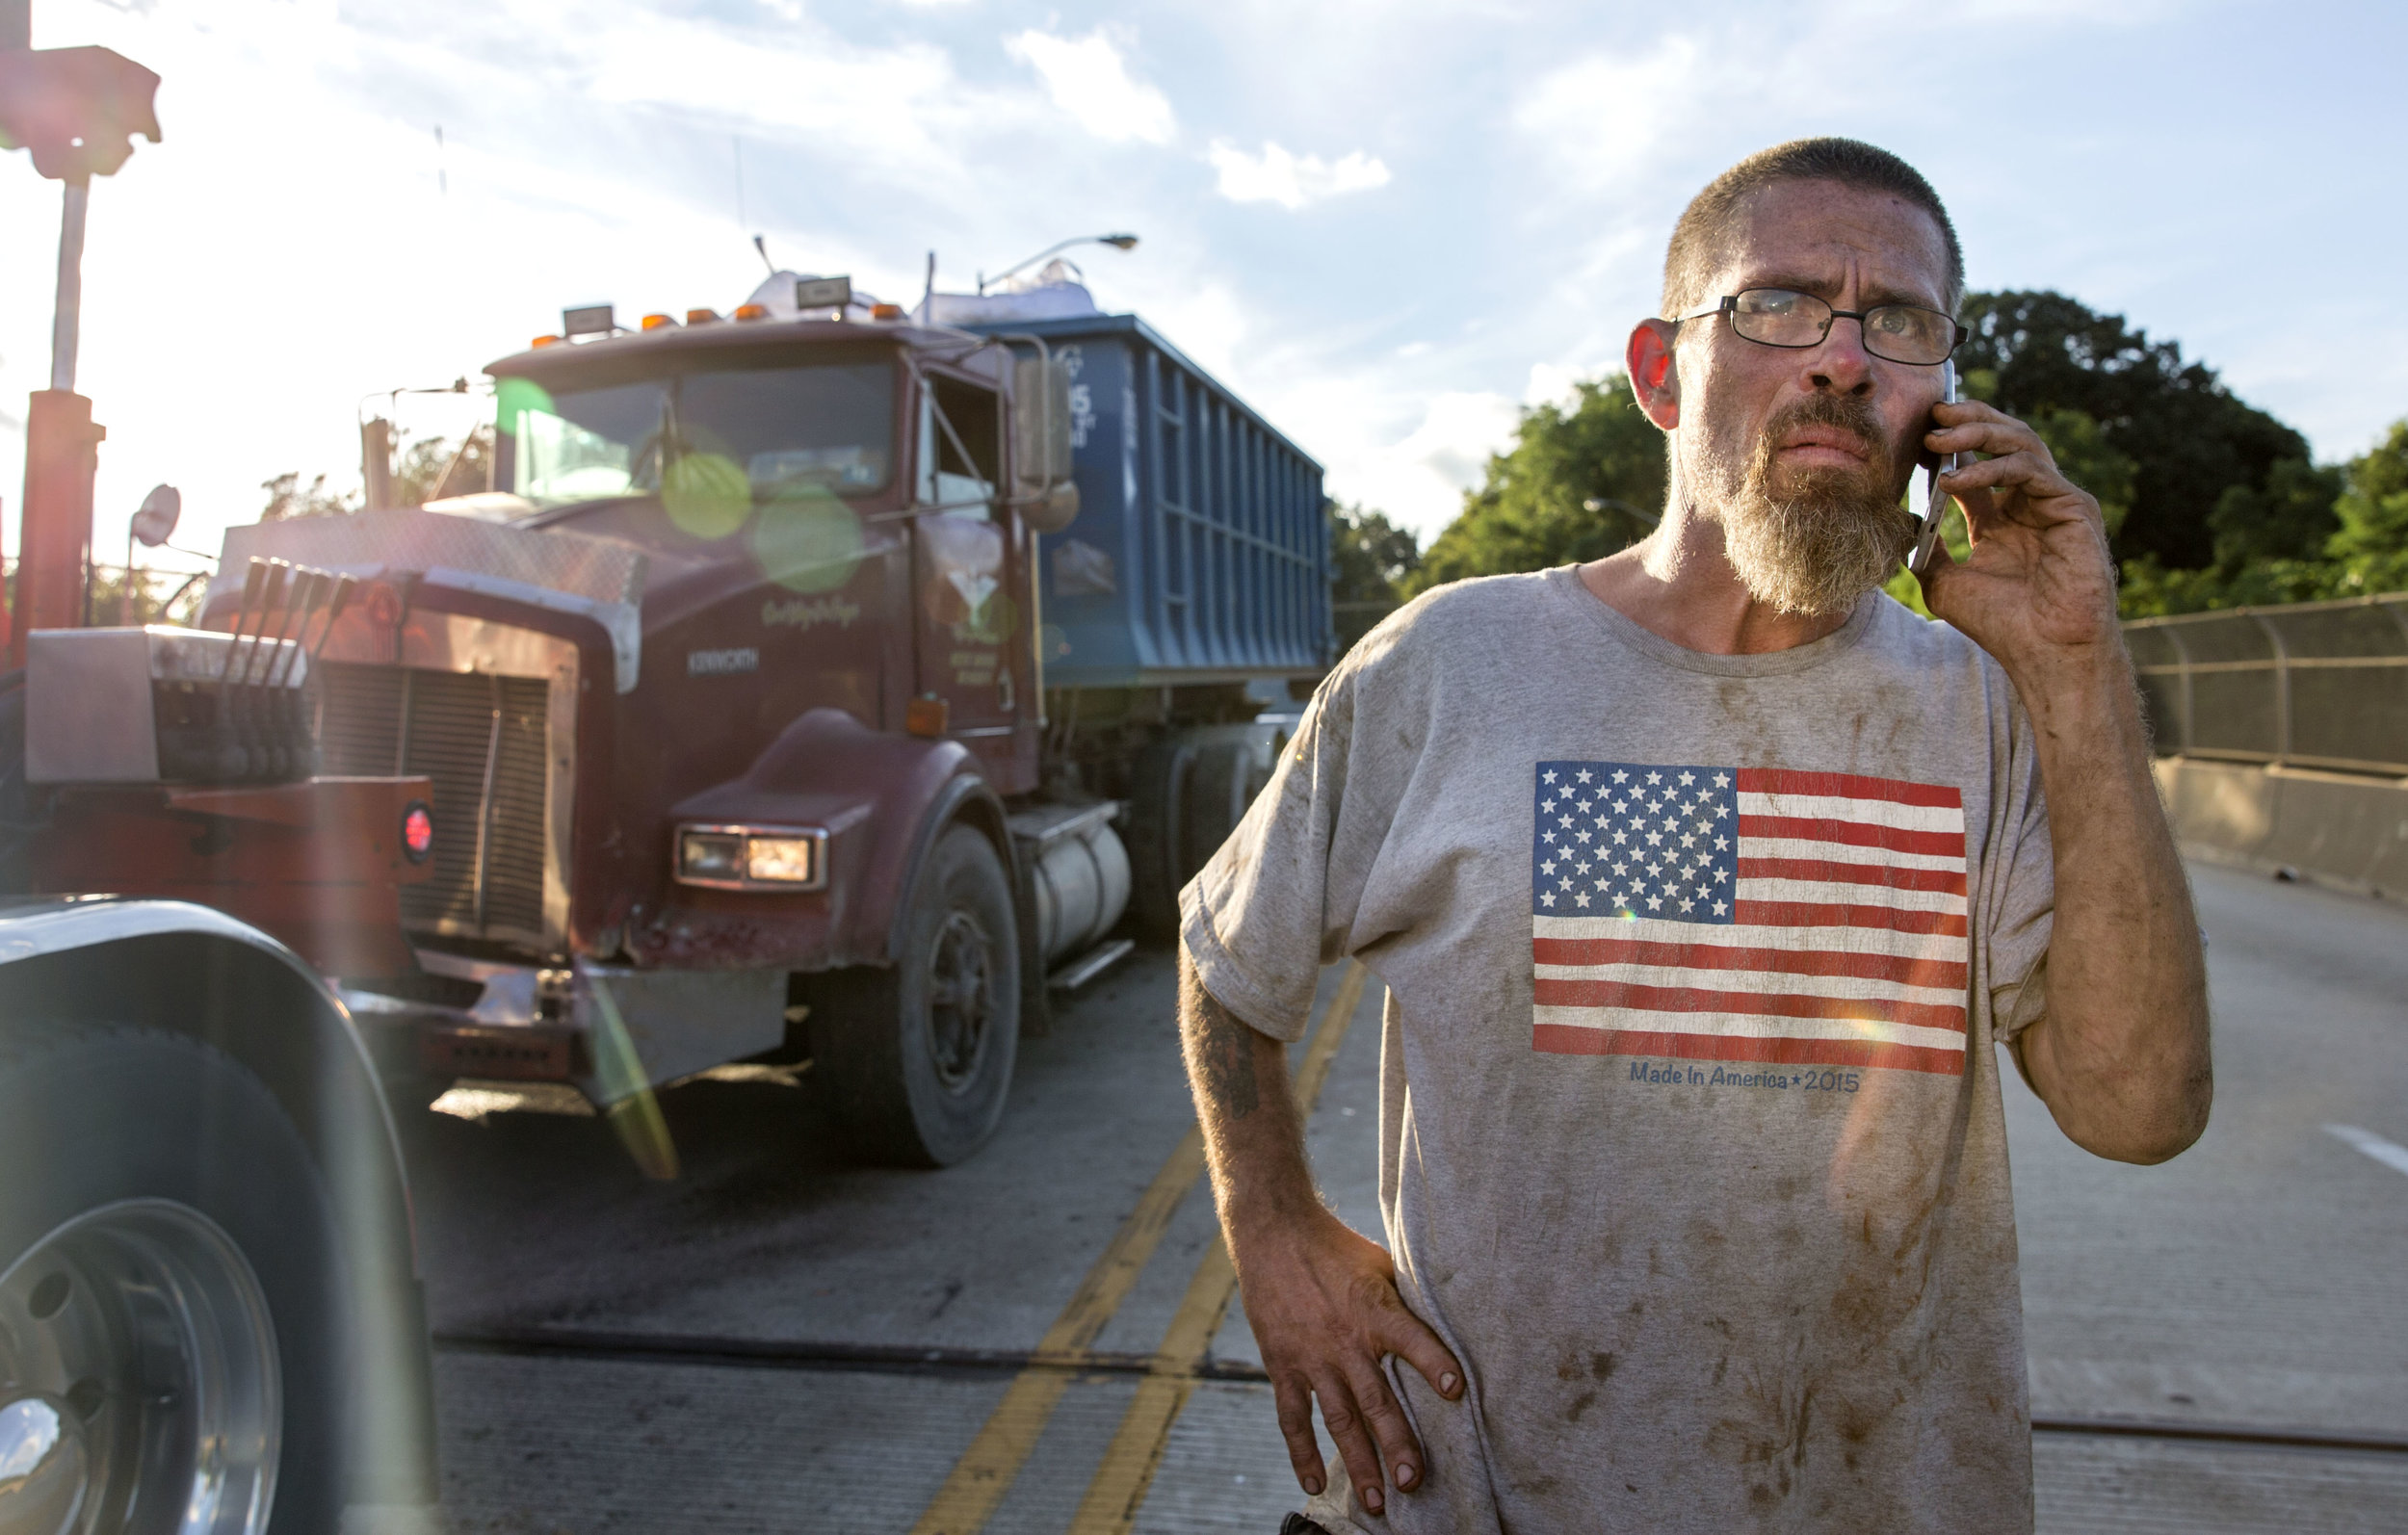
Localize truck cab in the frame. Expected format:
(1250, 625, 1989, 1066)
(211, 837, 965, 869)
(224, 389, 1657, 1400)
(212, 288, 1327, 1167)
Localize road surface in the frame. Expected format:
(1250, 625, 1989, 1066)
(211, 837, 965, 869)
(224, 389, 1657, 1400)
(404, 860, 2408, 1531)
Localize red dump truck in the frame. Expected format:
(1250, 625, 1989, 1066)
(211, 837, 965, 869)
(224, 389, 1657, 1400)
(203, 273, 1332, 1167)
(1, 26, 439, 1528)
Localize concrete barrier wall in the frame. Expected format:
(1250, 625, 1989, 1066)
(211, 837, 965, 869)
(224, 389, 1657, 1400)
(2154, 756, 2408, 898)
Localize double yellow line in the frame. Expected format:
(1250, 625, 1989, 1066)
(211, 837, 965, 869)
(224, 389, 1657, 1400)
(909, 961, 1372, 1535)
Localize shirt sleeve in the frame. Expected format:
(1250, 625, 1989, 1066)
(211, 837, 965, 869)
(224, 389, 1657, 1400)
(1180, 651, 1386, 1043)
(1982, 689, 2055, 1044)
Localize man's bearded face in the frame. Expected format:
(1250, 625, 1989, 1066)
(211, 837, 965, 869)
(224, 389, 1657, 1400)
(1688, 390, 1918, 617)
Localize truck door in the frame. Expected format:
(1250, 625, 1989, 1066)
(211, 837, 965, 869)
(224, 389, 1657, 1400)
(911, 372, 1020, 739)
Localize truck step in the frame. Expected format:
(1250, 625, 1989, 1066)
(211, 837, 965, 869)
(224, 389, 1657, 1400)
(1048, 938, 1133, 992)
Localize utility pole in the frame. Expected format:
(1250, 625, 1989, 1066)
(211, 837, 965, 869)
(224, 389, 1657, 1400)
(0, 8, 163, 656)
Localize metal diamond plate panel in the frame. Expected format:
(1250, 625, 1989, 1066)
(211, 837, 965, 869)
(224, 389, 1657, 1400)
(214, 507, 643, 611)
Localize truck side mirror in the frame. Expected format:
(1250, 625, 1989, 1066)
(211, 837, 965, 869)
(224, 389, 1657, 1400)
(1013, 353, 1079, 533)
(130, 483, 180, 547)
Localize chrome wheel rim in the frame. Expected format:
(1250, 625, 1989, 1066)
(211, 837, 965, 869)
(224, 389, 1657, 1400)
(0, 1199, 280, 1535)
(925, 909, 996, 1096)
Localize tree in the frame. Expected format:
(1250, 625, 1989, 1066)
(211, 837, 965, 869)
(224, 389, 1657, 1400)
(2111, 455, 2351, 615)
(2325, 421, 2408, 597)
(255, 428, 495, 524)
(1407, 375, 1664, 596)
(88, 564, 207, 626)
(258, 472, 355, 522)
(1326, 502, 1421, 651)
(1955, 291, 2315, 573)
(395, 427, 495, 505)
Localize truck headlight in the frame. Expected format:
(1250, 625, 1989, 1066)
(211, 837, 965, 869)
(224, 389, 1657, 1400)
(675, 823, 827, 891)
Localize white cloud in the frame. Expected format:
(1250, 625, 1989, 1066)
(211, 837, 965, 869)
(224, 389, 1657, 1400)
(1524, 362, 1586, 409)
(1326, 391, 1523, 541)
(0, 0, 1072, 564)
(1208, 141, 1391, 210)
(1514, 36, 1706, 192)
(1005, 28, 1175, 145)
(1, 0, 2393, 578)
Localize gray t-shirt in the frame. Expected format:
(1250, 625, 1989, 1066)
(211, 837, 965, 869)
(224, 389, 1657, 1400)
(1182, 567, 2055, 1533)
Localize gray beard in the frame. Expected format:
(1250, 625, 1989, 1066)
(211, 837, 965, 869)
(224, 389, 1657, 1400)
(1693, 401, 1916, 617)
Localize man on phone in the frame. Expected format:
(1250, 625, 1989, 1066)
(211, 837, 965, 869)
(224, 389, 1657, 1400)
(1179, 137, 2211, 1532)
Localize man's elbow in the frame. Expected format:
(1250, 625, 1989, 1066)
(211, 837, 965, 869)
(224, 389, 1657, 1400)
(2028, 1006, 2213, 1164)
(2064, 1067, 2212, 1165)
(2074, 1113, 2206, 1165)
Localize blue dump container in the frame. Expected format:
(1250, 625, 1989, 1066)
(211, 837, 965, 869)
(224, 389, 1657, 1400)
(968, 314, 1333, 689)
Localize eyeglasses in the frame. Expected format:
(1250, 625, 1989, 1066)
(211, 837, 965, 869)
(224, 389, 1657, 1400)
(1677, 287, 1967, 367)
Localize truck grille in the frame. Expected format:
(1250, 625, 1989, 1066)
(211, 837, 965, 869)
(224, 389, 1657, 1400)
(316, 663, 554, 948)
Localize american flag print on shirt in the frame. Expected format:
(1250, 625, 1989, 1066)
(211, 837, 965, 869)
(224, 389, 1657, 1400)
(1529, 761, 1970, 1077)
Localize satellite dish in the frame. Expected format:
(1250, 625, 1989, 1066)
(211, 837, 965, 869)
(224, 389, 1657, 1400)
(130, 483, 180, 548)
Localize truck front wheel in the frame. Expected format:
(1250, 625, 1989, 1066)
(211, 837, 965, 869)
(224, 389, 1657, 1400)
(0, 1023, 347, 1535)
(816, 825, 1021, 1167)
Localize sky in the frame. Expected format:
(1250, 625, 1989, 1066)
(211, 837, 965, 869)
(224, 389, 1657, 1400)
(5, 0, 2408, 574)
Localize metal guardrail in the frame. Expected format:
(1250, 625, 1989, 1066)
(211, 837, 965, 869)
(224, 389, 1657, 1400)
(2125, 594, 2408, 777)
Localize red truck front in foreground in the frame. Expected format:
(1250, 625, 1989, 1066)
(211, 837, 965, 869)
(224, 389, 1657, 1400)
(207, 279, 1331, 1167)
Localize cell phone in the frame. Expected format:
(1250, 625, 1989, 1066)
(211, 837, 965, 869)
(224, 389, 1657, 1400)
(1907, 359, 1959, 577)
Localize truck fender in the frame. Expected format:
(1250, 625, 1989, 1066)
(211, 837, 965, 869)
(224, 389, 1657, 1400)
(653, 708, 1014, 974)
(880, 770, 1047, 1036)
(0, 898, 436, 1511)
(884, 768, 1016, 966)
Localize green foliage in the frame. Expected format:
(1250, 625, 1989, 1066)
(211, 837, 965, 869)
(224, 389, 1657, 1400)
(258, 471, 355, 522)
(1406, 375, 1664, 596)
(1370, 291, 2408, 623)
(2114, 553, 2332, 617)
(2211, 455, 2343, 568)
(1956, 291, 2310, 574)
(258, 427, 494, 524)
(2109, 436, 2404, 615)
(84, 564, 208, 627)
(2326, 420, 2408, 597)
(394, 427, 494, 505)
(1326, 502, 1422, 650)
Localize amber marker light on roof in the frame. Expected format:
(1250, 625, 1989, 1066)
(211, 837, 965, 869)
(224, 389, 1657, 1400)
(686, 308, 722, 325)
(871, 302, 904, 320)
(641, 312, 676, 330)
(531, 334, 563, 348)
(734, 303, 771, 321)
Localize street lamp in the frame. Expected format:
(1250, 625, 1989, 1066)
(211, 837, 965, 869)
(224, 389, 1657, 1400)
(978, 232, 1139, 296)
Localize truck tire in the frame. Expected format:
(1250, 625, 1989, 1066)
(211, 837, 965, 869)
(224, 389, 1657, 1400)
(816, 825, 1021, 1168)
(1184, 728, 1282, 876)
(0, 1021, 347, 1534)
(1127, 725, 1287, 942)
(1122, 736, 1200, 941)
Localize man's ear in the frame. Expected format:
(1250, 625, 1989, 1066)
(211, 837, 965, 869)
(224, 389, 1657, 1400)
(1627, 319, 1680, 430)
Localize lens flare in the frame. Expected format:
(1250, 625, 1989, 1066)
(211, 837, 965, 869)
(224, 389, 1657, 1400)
(581, 975, 680, 1182)
(493, 377, 554, 439)
(751, 486, 865, 594)
(663, 453, 751, 540)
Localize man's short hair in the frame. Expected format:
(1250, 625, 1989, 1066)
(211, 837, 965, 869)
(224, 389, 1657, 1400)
(1660, 138, 1963, 321)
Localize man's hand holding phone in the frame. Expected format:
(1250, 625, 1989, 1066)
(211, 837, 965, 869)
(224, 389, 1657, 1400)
(1912, 398, 2122, 693)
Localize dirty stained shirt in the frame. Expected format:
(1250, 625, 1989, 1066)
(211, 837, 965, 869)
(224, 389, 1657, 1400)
(1181, 568, 2055, 1533)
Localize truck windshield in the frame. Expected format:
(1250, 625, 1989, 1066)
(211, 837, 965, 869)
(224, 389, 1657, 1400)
(499, 361, 895, 510)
